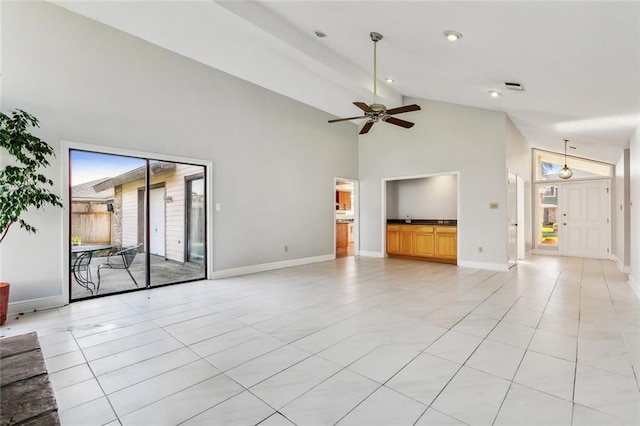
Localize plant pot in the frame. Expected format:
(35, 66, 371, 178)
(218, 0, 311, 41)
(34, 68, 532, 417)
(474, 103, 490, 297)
(0, 282, 9, 326)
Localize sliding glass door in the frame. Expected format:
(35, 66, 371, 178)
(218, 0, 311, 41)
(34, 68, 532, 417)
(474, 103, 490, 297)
(69, 150, 207, 301)
(149, 160, 207, 287)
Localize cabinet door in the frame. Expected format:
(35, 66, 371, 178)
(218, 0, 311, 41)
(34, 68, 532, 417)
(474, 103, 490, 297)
(336, 223, 349, 248)
(435, 227, 457, 259)
(337, 191, 351, 211)
(387, 226, 400, 254)
(341, 191, 352, 211)
(414, 227, 435, 257)
(399, 226, 414, 255)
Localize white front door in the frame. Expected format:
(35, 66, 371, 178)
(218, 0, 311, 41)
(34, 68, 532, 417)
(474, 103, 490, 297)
(561, 180, 610, 258)
(149, 187, 166, 257)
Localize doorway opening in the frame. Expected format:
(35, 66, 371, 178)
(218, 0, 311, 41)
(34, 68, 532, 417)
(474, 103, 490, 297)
(335, 179, 357, 258)
(534, 180, 611, 258)
(507, 171, 526, 267)
(382, 172, 459, 263)
(532, 148, 613, 258)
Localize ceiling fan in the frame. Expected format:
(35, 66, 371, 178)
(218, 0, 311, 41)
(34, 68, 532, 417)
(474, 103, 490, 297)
(328, 32, 421, 135)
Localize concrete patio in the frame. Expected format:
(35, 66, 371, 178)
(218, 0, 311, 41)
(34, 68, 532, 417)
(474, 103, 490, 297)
(71, 254, 205, 300)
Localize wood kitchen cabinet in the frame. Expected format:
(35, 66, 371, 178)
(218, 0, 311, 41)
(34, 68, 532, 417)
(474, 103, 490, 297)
(435, 226, 457, 259)
(336, 223, 349, 249)
(386, 224, 456, 264)
(414, 226, 435, 257)
(336, 191, 352, 211)
(399, 226, 414, 255)
(386, 225, 400, 254)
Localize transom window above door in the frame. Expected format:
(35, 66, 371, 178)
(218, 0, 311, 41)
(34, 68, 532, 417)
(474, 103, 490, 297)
(534, 149, 613, 182)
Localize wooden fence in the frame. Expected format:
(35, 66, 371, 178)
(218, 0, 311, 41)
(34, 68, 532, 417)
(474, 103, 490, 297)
(71, 212, 111, 244)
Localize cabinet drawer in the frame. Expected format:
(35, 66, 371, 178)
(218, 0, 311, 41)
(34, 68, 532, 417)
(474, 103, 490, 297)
(414, 226, 434, 233)
(387, 225, 400, 231)
(435, 226, 457, 233)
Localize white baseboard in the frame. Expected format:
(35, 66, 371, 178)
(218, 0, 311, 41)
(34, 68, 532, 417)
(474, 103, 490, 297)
(611, 255, 631, 274)
(212, 254, 335, 279)
(8, 295, 67, 315)
(358, 251, 384, 258)
(457, 260, 509, 271)
(533, 249, 561, 256)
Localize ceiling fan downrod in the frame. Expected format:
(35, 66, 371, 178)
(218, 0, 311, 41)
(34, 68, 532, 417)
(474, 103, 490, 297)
(370, 32, 383, 106)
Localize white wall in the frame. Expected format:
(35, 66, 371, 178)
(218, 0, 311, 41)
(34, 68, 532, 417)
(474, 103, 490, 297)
(505, 116, 533, 253)
(630, 126, 639, 291)
(387, 175, 457, 220)
(359, 97, 509, 269)
(0, 2, 358, 307)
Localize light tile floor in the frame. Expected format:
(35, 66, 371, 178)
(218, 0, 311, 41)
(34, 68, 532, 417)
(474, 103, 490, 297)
(2, 255, 639, 425)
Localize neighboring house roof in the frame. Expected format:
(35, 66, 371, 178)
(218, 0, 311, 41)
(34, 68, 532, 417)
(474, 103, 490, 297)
(93, 162, 177, 192)
(72, 178, 114, 202)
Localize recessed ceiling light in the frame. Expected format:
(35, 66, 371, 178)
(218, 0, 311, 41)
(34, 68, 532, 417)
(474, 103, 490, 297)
(444, 30, 463, 41)
(385, 78, 394, 83)
(314, 30, 327, 38)
(488, 90, 501, 98)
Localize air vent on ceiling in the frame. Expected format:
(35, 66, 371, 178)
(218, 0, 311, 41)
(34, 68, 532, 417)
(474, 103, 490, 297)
(504, 82, 524, 91)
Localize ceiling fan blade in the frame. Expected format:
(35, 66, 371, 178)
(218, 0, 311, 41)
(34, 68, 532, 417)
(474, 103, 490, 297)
(384, 116, 415, 129)
(328, 115, 367, 123)
(353, 102, 374, 113)
(360, 120, 375, 134)
(386, 104, 421, 115)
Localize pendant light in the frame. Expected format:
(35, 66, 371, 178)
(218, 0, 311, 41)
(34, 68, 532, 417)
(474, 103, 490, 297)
(558, 139, 573, 179)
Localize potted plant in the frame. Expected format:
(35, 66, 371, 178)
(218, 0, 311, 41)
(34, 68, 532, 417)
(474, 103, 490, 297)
(0, 109, 63, 325)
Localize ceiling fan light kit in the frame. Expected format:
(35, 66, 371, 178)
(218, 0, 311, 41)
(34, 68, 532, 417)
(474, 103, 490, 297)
(327, 31, 421, 135)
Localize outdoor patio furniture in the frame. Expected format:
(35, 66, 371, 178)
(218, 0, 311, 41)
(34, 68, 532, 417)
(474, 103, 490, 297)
(97, 244, 142, 292)
(71, 244, 113, 296)
(72, 251, 95, 295)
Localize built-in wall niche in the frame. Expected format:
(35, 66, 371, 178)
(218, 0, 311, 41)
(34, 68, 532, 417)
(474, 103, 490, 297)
(386, 174, 457, 220)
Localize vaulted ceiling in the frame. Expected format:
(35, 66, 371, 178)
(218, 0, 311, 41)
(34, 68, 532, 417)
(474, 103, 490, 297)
(53, 1, 640, 164)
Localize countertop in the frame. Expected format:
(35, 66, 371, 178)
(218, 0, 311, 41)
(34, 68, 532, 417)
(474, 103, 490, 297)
(387, 219, 457, 226)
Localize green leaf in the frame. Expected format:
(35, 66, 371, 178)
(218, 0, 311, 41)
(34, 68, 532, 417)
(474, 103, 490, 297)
(1, 109, 62, 244)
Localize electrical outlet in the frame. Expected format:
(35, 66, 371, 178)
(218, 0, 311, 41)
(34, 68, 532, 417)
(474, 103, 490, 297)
(478, 246, 483, 253)
(284, 245, 288, 252)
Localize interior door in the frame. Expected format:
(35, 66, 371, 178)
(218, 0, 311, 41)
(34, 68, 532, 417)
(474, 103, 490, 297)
(507, 172, 518, 267)
(561, 180, 610, 258)
(149, 186, 166, 257)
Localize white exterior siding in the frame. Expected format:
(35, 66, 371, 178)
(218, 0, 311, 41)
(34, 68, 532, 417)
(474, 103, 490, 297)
(118, 164, 204, 263)
(121, 180, 141, 248)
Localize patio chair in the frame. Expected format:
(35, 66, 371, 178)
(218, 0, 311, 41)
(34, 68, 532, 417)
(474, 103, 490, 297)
(72, 251, 96, 295)
(97, 244, 142, 292)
